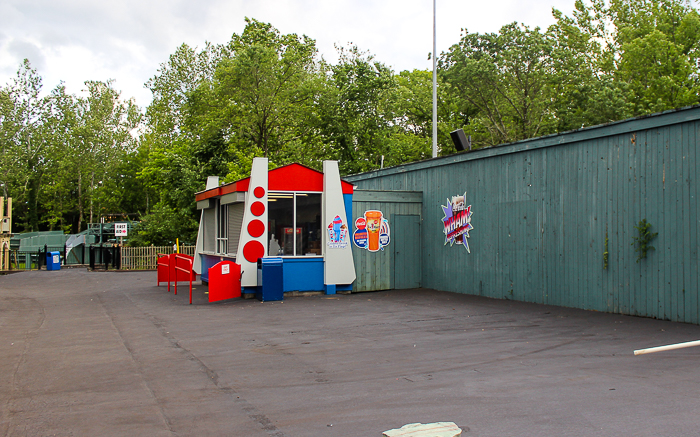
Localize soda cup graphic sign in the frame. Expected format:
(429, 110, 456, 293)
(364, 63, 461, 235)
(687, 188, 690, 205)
(353, 210, 390, 252)
(365, 210, 382, 251)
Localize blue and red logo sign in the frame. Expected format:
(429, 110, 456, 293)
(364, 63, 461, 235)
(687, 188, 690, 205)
(353, 211, 390, 252)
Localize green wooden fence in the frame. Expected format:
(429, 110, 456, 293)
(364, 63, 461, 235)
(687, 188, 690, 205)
(346, 106, 700, 324)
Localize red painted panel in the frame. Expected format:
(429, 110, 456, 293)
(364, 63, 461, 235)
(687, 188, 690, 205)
(220, 184, 237, 195)
(341, 181, 354, 194)
(208, 261, 241, 302)
(194, 163, 353, 202)
(269, 163, 323, 192)
(219, 179, 250, 196)
(196, 187, 223, 201)
(236, 179, 250, 192)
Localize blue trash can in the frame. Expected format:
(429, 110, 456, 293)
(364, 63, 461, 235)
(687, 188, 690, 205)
(46, 251, 61, 271)
(256, 257, 283, 301)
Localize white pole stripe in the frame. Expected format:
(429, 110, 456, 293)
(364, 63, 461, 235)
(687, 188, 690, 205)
(634, 340, 700, 355)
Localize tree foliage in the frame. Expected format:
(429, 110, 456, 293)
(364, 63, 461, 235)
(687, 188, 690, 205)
(1, 61, 142, 233)
(440, 0, 700, 147)
(4, 1, 699, 244)
(441, 24, 558, 146)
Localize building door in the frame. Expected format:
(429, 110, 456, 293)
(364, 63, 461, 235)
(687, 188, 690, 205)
(393, 214, 421, 289)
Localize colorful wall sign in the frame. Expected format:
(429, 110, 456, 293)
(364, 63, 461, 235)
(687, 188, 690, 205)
(441, 193, 474, 253)
(327, 215, 349, 248)
(353, 210, 390, 252)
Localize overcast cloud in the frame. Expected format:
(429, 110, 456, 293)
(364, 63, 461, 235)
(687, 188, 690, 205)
(2, 0, 595, 107)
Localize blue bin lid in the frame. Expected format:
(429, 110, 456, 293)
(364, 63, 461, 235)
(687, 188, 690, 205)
(261, 257, 283, 265)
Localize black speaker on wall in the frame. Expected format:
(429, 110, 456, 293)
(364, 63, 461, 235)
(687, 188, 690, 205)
(450, 128, 471, 152)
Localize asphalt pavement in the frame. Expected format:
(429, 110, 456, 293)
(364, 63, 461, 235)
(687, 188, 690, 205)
(1, 269, 699, 436)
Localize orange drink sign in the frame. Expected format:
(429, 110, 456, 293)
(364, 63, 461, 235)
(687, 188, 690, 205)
(353, 210, 390, 252)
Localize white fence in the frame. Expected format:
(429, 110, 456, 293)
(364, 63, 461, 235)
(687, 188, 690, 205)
(120, 245, 195, 270)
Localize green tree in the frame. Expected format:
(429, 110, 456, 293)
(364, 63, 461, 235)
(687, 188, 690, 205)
(201, 18, 319, 168)
(550, 0, 700, 126)
(0, 60, 50, 231)
(314, 45, 396, 174)
(40, 83, 81, 231)
(549, 2, 634, 130)
(613, 0, 700, 112)
(388, 69, 467, 159)
(127, 202, 199, 246)
(69, 80, 141, 231)
(440, 23, 558, 147)
(140, 42, 221, 214)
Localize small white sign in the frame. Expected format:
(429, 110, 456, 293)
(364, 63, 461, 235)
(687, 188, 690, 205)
(222, 264, 230, 275)
(52, 255, 59, 264)
(115, 223, 128, 237)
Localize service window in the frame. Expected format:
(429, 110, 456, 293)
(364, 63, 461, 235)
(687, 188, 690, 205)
(268, 192, 321, 256)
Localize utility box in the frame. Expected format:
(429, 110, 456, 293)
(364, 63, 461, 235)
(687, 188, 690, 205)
(0, 197, 11, 234)
(46, 251, 61, 271)
(256, 257, 283, 302)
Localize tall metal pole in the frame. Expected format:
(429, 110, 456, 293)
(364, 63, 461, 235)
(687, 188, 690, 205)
(432, 0, 438, 158)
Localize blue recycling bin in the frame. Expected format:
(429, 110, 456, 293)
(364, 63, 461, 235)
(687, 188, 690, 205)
(256, 257, 283, 302)
(46, 251, 61, 271)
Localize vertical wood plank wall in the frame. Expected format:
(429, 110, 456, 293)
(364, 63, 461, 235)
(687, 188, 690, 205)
(345, 107, 700, 323)
(351, 190, 422, 292)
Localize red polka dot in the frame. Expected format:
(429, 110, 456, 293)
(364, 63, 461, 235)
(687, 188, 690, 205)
(251, 201, 265, 216)
(243, 241, 265, 263)
(254, 186, 265, 198)
(248, 219, 265, 238)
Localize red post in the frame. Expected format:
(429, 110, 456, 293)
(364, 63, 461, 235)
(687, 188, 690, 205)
(188, 258, 193, 304)
(172, 254, 177, 295)
(157, 253, 171, 292)
(173, 254, 195, 304)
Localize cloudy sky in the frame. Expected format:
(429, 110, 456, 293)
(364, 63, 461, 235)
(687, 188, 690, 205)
(1, 0, 581, 108)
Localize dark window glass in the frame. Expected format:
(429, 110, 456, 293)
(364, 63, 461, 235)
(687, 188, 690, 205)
(267, 194, 293, 255)
(296, 194, 322, 255)
(267, 192, 322, 256)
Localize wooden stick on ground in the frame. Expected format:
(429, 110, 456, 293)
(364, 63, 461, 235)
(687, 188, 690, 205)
(634, 340, 700, 355)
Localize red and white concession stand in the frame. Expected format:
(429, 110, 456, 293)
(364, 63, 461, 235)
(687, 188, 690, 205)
(194, 158, 356, 298)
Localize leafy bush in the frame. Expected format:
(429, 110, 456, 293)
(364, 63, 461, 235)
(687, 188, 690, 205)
(128, 202, 198, 246)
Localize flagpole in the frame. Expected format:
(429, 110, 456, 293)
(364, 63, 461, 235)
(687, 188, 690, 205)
(432, 0, 438, 158)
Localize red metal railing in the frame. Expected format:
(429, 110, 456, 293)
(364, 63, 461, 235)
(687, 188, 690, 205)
(173, 254, 194, 304)
(158, 253, 196, 303)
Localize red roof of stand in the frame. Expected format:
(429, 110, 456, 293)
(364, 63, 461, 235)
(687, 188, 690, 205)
(195, 163, 354, 202)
